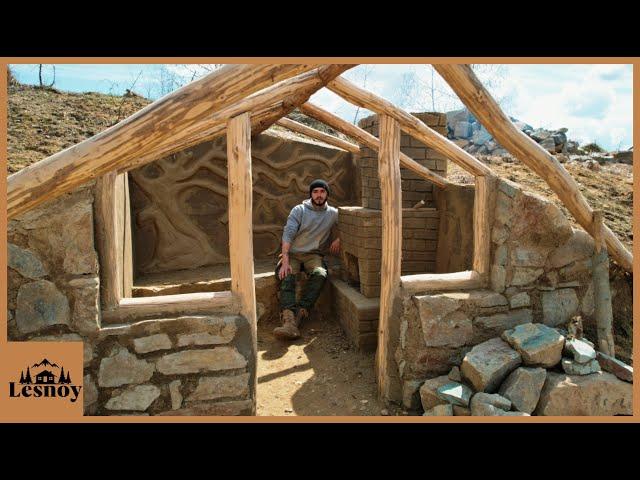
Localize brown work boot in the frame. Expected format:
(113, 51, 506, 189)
(273, 309, 300, 340)
(296, 307, 309, 325)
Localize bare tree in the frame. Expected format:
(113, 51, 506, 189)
(38, 64, 56, 88)
(352, 65, 374, 125)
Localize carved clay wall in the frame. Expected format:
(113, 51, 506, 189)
(128, 130, 358, 276)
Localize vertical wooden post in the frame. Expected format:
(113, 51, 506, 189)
(227, 112, 257, 414)
(473, 174, 492, 283)
(592, 211, 615, 356)
(377, 114, 402, 403)
(94, 171, 121, 311)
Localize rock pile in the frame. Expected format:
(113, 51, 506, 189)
(445, 108, 633, 163)
(419, 322, 633, 416)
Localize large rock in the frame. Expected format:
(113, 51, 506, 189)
(501, 323, 565, 367)
(474, 309, 533, 343)
(510, 246, 549, 267)
(542, 289, 579, 327)
(498, 367, 546, 414)
(15, 280, 70, 334)
(461, 338, 522, 393)
(414, 294, 472, 347)
(547, 230, 595, 269)
(510, 268, 544, 286)
(156, 347, 247, 375)
(561, 358, 601, 375)
(536, 371, 632, 416)
(419, 375, 451, 411)
(105, 385, 161, 411)
(509, 192, 573, 247)
(596, 352, 633, 383)
(454, 121, 473, 138)
(436, 382, 473, 407)
(98, 346, 155, 387)
(8, 243, 47, 279)
(564, 338, 596, 364)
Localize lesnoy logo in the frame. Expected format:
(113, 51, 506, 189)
(10, 358, 82, 403)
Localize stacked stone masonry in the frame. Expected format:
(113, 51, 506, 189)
(358, 113, 448, 209)
(394, 177, 606, 411)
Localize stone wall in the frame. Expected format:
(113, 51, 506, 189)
(358, 113, 448, 209)
(128, 129, 358, 276)
(338, 207, 439, 298)
(394, 178, 599, 410)
(7, 183, 255, 416)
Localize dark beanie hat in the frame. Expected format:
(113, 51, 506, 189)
(309, 179, 330, 197)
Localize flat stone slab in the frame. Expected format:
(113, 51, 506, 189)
(156, 347, 247, 375)
(16, 280, 70, 334)
(542, 289, 579, 327)
(461, 338, 522, 393)
(187, 374, 250, 401)
(498, 367, 546, 414)
(419, 375, 451, 411)
(536, 371, 632, 416)
(8, 243, 47, 279)
(133, 334, 172, 354)
(564, 338, 596, 364)
(436, 382, 473, 407)
(414, 294, 472, 347)
(470, 392, 512, 411)
(474, 309, 532, 343)
(502, 323, 564, 367)
(596, 352, 633, 383)
(105, 385, 161, 411)
(423, 404, 454, 416)
(98, 346, 155, 387)
(561, 358, 601, 375)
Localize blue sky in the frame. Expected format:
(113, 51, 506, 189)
(9, 63, 633, 151)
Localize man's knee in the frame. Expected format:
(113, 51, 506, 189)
(280, 274, 297, 288)
(309, 266, 327, 279)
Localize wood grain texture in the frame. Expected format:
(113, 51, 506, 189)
(94, 171, 121, 310)
(276, 117, 360, 154)
(400, 270, 482, 293)
(376, 114, 402, 402)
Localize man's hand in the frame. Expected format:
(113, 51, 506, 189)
(329, 238, 341, 255)
(279, 257, 293, 280)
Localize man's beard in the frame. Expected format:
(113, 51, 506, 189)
(312, 197, 327, 206)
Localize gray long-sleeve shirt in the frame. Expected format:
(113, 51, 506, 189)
(282, 199, 338, 254)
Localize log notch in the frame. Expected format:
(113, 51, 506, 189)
(326, 76, 492, 176)
(433, 63, 633, 273)
(275, 117, 360, 153)
(123, 65, 356, 173)
(94, 172, 121, 310)
(376, 114, 403, 403)
(299, 102, 450, 188)
(592, 211, 615, 356)
(7, 64, 321, 219)
(227, 112, 258, 414)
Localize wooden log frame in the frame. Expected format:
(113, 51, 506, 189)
(433, 64, 633, 273)
(472, 174, 493, 280)
(275, 117, 360, 154)
(227, 113, 258, 413)
(401, 270, 483, 294)
(376, 114, 403, 403)
(101, 291, 237, 324)
(299, 102, 450, 188)
(7, 64, 347, 219)
(325, 76, 493, 177)
(94, 172, 121, 311)
(119, 65, 356, 175)
(591, 211, 615, 356)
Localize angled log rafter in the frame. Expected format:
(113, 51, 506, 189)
(325, 76, 494, 177)
(119, 65, 356, 174)
(433, 64, 633, 272)
(299, 102, 450, 188)
(7, 64, 350, 219)
(275, 117, 360, 154)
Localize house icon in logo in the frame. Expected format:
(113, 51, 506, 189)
(35, 370, 56, 384)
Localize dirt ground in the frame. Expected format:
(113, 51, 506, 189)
(256, 310, 405, 417)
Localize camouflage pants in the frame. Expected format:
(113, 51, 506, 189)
(275, 252, 328, 313)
